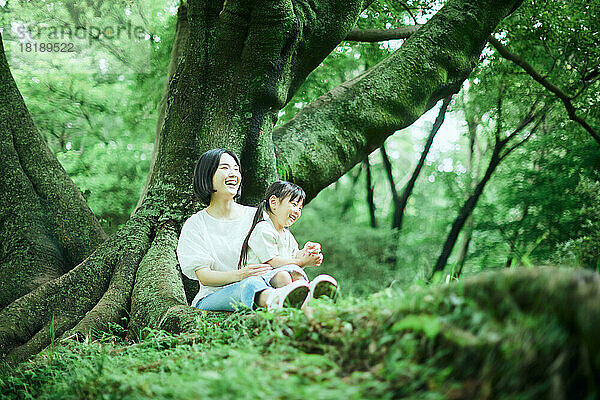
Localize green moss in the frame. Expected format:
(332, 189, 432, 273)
(1, 35, 107, 308)
(128, 223, 188, 338)
(2, 269, 597, 399)
(0, 210, 154, 362)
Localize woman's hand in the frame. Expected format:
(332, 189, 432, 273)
(237, 263, 273, 281)
(195, 264, 273, 286)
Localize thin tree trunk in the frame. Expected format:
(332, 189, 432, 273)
(505, 257, 513, 268)
(340, 167, 362, 217)
(430, 100, 542, 279)
(380, 144, 402, 229)
(501, 204, 530, 268)
(395, 96, 451, 231)
(378, 144, 400, 266)
(454, 101, 479, 278)
(432, 149, 502, 279)
(455, 215, 474, 276)
(364, 156, 377, 228)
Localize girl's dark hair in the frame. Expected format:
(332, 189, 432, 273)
(193, 149, 242, 205)
(238, 181, 306, 268)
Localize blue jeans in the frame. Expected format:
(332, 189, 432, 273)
(194, 276, 271, 311)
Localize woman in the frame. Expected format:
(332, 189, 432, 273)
(176, 149, 313, 311)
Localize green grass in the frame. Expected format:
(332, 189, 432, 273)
(0, 277, 596, 400)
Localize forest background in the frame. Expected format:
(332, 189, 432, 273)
(3, 0, 598, 287)
(0, 0, 599, 398)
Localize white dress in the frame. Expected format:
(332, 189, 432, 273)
(177, 206, 256, 307)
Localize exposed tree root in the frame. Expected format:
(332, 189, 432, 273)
(5, 315, 77, 365)
(158, 305, 204, 334)
(61, 216, 155, 340)
(127, 222, 202, 339)
(0, 210, 154, 363)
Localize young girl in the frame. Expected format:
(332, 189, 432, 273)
(238, 181, 337, 309)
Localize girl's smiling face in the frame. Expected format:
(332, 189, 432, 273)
(211, 153, 241, 199)
(268, 195, 303, 231)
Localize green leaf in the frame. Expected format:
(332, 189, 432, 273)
(391, 314, 441, 339)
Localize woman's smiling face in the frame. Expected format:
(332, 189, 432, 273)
(212, 153, 241, 199)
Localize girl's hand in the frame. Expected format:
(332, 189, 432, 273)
(312, 253, 323, 266)
(237, 264, 272, 280)
(303, 241, 321, 255)
(299, 251, 323, 267)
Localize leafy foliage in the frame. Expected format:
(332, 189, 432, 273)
(2, 270, 597, 399)
(3, 0, 598, 270)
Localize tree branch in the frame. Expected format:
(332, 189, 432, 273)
(273, 0, 524, 200)
(500, 113, 544, 161)
(343, 27, 600, 147)
(488, 37, 600, 146)
(498, 98, 538, 148)
(395, 96, 451, 231)
(363, 156, 377, 228)
(398, 1, 418, 25)
(345, 25, 421, 42)
(286, 0, 374, 99)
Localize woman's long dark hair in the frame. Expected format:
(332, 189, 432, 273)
(238, 181, 306, 268)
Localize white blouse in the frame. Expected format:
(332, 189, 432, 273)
(177, 206, 256, 306)
(246, 217, 299, 264)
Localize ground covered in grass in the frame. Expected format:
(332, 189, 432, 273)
(1, 269, 598, 400)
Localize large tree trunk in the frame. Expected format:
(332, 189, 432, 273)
(0, 0, 524, 363)
(0, 36, 107, 310)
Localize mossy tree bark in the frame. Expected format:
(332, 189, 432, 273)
(0, 37, 107, 310)
(1, 0, 524, 363)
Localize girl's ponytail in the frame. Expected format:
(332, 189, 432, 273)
(238, 200, 266, 268)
